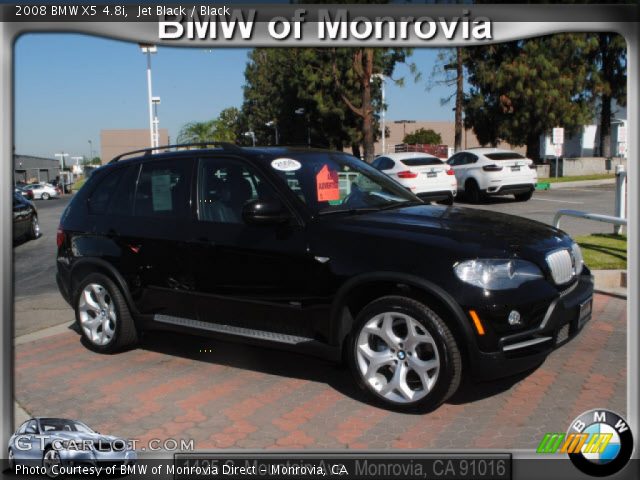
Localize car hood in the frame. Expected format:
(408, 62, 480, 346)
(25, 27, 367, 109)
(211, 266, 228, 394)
(45, 431, 124, 443)
(318, 205, 573, 257)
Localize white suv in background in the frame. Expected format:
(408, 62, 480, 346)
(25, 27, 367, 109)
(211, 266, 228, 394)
(372, 152, 457, 204)
(447, 148, 537, 203)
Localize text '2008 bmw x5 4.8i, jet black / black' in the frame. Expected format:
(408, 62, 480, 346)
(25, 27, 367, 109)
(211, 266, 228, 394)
(56, 143, 594, 412)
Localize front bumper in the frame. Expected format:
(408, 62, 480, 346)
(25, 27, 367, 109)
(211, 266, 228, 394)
(468, 272, 594, 380)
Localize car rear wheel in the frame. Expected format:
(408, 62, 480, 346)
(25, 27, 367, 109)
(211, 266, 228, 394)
(29, 215, 40, 239)
(8, 448, 15, 469)
(41, 192, 50, 200)
(514, 190, 533, 202)
(465, 180, 483, 204)
(348, 296, 462, 412)
(75, 273, 138, 353)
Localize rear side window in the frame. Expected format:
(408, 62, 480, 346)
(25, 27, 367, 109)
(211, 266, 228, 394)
(401, 157, 443, 167)
(485, 152, 526, 160)
(88, 168, 128, 215)
(134, 159, 191, 218)
(110, 165, 140, 216)
(372, 157, 395, 170)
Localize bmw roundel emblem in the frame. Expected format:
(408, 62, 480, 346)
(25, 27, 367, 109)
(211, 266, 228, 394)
(567, 409, 634, 477)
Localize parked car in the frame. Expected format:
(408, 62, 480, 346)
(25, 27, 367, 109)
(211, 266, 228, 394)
(56, 144, 593, 411)
(25, 183, 59, 200)
(8, 417, 136, 472)
(14, 186, 34, 200)
(372, 152, 457, 204)
(13, 192, 39, 242)
(447, 148, 538, 203)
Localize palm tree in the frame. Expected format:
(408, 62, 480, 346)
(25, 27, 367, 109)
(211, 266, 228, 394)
(176, 120, 216, 144)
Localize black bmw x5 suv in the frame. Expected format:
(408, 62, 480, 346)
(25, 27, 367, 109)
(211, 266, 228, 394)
(57, 143, 593, 411)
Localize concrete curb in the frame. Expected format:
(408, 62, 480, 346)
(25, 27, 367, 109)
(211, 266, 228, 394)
(592, 269, 627, 299)
(547, 178, 615, 189)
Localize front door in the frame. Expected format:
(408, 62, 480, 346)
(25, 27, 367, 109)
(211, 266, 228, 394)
(189, 156, 317, 338)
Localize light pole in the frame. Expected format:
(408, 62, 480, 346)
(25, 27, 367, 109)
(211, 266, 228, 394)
(265, 120, 279, 145)
(371, 73, 386, 154)
(139, 44, 157, 149)
(152, 96, 161, 148)
(54, 152, 68, 170)
(244, 131, 256, 147)
(295, 107, 310, 147)
(88, 139, 94, 162)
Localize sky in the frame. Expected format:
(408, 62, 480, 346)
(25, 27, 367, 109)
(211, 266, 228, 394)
(15, 33, 457, 159)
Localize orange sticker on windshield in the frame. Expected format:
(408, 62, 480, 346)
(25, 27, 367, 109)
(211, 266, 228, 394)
(316, 164, 340, 202)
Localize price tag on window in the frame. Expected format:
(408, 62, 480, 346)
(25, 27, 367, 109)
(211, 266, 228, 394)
(316, 164, 340, 202)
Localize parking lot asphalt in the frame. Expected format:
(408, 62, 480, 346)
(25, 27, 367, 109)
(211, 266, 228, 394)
(13, 184, 627, 449)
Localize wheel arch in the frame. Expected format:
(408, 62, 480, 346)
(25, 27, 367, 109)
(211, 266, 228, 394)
(69, 259, 139, 316)
(329, 272, 477, 363)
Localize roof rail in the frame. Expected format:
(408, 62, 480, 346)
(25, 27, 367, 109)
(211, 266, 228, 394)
(109, 142, 242, 163)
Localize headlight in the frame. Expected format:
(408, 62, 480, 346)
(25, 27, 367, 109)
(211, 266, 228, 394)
(571, 242, 584, 275)
(454, 259, 543, 290)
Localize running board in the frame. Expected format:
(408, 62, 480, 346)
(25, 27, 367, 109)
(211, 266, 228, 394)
(153, 314, 313, 345)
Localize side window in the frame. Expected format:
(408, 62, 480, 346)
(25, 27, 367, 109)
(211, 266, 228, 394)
(447, 154, 460, 166)
(371, 157, 383, 170)
(134, 160, 191, 218)
(25, 420, 38, 434)
(109, 165, 139, 216)
(466, 153, 479, 164)
(88, 168, 127, 215)
(381, 158, 395, 170)
(198, 157, 277, 224)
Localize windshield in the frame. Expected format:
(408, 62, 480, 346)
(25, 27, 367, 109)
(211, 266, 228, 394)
(268, 152, 419, 215)
(39, 418, 95, 433)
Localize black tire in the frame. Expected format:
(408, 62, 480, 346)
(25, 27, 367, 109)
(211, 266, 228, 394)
(347, 295, 462, 412)
(29, 215, 40, 239)
(74, 273, 138, 353)
(41, 192, 50, 200)
(465, 179, 483, 204)
(514, 190, 534, 202)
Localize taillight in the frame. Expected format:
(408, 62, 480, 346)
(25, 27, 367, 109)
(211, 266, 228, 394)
(26, 189, 33, 197)
(56, 226, 65, 248)
(446, 168, 455, 176)
(482, 164, 503, 172)
(397, 170, 418, 179)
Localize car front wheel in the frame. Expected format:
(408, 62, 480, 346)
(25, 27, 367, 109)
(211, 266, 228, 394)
(348, 296, 462, 412)
(8, 448, 15, 469)
(29, 215, 40, 239)
(43, 448, 61, 478)
(75, 273, 138, 353)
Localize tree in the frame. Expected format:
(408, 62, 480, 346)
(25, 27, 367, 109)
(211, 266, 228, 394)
(589, 33, 626, 157)
(213, 107, 240, 142)
(429, 48, 466, 152)
(403, 128, 443, 145)
(463, 35, 597, 160)
(176, 120, 216, 144)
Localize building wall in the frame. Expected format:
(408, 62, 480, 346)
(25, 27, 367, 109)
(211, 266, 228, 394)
(375, 121, 525, 156)
(13, 155, 61, 184)
(100, 129, 170, 164)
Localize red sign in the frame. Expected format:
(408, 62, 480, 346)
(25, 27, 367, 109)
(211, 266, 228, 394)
(316, 164, 340, 202)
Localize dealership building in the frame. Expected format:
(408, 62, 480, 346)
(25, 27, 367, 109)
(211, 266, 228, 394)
(101, 129, 169, 164)
(13, 154, 61, 185)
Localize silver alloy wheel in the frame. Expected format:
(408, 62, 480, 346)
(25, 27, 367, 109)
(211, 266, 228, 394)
(32, 217, 40, 237)
(8, 449, 15, 469)
(355, 312, 440, 404)
(78, 283, 117, 346)
(43, 449, 61, 478)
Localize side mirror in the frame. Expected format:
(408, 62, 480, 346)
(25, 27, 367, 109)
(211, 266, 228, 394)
(242, 199, 291, 225)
